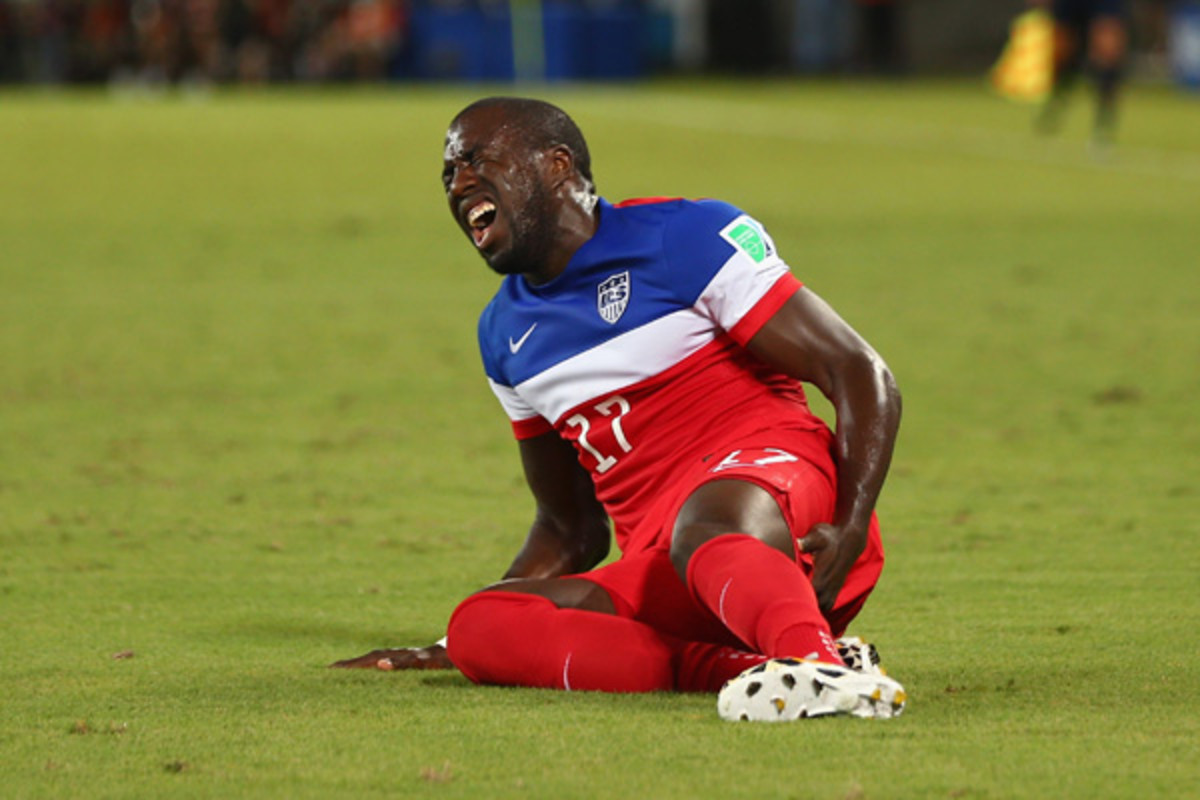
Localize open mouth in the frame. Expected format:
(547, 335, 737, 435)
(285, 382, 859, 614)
(466, 201, 497, 247)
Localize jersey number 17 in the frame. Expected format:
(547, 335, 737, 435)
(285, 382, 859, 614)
(565, 395, 633, 474)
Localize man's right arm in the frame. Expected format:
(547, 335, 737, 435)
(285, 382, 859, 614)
(501, 431, 610, 580)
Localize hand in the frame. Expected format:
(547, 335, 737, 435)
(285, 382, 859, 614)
(329, 644, 453, 671)
(798, 522, 867, 614)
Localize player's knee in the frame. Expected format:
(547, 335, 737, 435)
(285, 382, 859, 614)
(445, 591, 555, 685)
(669, 525, 720, 583)
(445, 591, 508, 684)
(671, 479, 794, 580)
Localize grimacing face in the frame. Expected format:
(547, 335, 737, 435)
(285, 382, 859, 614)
(442, 109, 560, 277)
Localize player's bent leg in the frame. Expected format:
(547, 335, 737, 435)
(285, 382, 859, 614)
(670, 477, 796, 576)
(671, 479, 844, 665)
(445, 590, 678, 692)
(686, 534, 844, 664)
(448, 587, 776, 693)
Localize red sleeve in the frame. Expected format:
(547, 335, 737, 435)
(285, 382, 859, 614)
(726, 273, 803, 346)
(615, 197, 682, 208)
(512, 416, 554, 440)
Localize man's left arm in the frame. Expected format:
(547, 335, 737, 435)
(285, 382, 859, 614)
(744, 285, 901, 612)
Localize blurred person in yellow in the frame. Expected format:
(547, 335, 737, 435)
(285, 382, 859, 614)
(991, 6, 1054, 102)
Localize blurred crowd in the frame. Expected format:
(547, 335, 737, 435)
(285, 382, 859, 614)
(0, 0, 916, 85)
(0, 0, 411, 84)
(0, 0, 1178, 86)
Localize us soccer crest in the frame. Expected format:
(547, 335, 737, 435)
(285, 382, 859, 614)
(597, 272, 630, 324)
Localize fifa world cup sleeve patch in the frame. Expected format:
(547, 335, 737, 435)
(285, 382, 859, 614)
(719, 215, 777, 264)
(693, 209, 796, 341)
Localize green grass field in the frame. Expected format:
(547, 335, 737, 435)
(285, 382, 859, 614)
(2, 79, 1198, 798)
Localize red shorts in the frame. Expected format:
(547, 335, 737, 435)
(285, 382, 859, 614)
(579, 434, 884, 643)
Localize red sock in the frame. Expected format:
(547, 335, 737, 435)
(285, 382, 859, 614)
(685, 533, 844, 665)
(447, 591, 678, 692)
(674, 641, 770, 693)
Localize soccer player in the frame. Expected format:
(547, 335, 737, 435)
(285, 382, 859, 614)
(332, 97, 907, 720)
(1033, 0, 1130, 146)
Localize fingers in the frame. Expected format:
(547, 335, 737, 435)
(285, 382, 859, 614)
(802, 529, 844, 612)
(329, 649, 408, 669)
(799, 523, 836, 554)
(329, 655, 375, 669)
(330, 647, 453, 671)
(815, 585, 838, 615)
(812, 562, 850, 614)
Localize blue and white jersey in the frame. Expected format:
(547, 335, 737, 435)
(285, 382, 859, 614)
(477, 197, 824, 550)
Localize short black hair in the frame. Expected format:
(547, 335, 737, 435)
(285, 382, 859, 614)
(453, 97, 595, 192)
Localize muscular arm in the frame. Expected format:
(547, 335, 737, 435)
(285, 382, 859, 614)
(745, 286, 901, 610)
(502, 431, 611, 580)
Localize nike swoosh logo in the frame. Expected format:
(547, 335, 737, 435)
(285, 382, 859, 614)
(508, 323, 537, 354)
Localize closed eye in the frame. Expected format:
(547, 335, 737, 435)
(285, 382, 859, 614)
(442, 149, 486, 190)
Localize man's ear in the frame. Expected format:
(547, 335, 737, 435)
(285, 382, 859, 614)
(547, 145, 575, 188)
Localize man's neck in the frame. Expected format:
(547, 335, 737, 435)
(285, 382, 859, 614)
(524, 195, 600, 287)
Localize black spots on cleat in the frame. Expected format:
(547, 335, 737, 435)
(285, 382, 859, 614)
(747, 663, 768, 676)
(816, 666, 847, 679)
(745, 681, 762, 697)
(811, 679, 825, 695)
(777, 657, 802, 667)
(781, 673, 797, 690)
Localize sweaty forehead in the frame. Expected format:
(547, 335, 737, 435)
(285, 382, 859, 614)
(443, 107, 525, 162)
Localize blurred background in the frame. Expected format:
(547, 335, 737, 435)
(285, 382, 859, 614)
(1, 0, 1197, 89)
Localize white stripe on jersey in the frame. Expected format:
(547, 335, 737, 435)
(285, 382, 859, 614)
(491, 249, 790, 427)
(487, 376, 537, 421)
(696, 247, 790, 332)
(512, 307, 714, 425)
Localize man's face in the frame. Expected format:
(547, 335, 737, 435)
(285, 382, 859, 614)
(442, 107, 558, 277)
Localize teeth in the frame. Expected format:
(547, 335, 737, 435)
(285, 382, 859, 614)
(467, 201, 495, 228)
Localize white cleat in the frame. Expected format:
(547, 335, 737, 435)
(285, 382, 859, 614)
(835, 636, 886, 676)
(717, 658, 907, 722)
